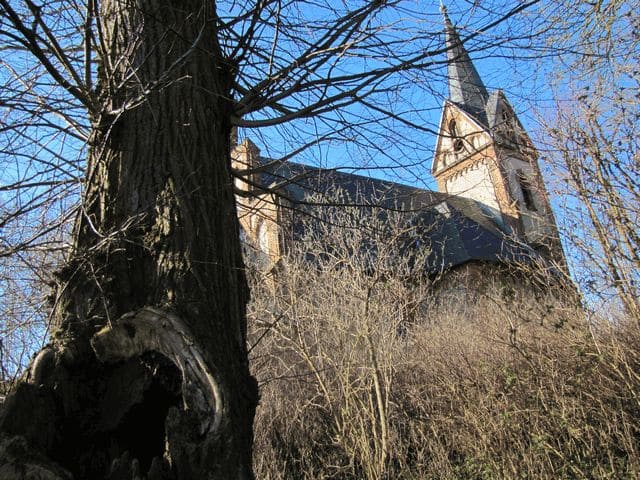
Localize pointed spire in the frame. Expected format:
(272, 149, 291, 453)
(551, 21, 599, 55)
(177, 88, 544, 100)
(442, 6, 489, 118)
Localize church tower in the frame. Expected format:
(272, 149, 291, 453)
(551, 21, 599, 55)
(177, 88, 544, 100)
(432, 6, 563, 264)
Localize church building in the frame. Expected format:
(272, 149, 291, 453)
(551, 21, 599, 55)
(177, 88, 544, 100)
(231, 9, 566, 292)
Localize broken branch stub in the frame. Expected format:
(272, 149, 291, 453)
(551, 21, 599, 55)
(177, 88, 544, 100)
(91, 307, 223, 436)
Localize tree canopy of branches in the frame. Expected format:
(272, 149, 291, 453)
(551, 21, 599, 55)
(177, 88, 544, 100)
(543, 0, 640, 321)
(0, 0, 589, 478)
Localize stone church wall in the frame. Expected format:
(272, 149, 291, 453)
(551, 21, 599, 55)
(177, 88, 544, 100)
(428, 261, 574, 327)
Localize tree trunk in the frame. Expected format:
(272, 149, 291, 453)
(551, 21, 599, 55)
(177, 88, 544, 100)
(0, 1, 258, 478)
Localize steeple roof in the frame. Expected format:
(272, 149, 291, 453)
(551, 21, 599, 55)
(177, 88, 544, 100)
(441, 4, 489, 119)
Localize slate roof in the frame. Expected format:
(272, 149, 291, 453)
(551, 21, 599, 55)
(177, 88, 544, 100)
(441, 9, 521, 136)
(241, 13, 543, 276)
(442, 6, 489, 122)
(251, 159, 540, 276)
(484, 90, 503, 130)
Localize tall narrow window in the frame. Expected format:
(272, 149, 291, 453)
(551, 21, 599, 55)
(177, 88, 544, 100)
(449, 119, 457, 136)
(257, 220, 269, 253)
(448, 119, 464, 152)
(516, 170, 538, 211)
(500, 109, 520, 147)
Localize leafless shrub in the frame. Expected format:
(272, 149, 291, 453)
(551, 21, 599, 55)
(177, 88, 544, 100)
(247, 201, 639, 479)
(541, 0, 640, 322)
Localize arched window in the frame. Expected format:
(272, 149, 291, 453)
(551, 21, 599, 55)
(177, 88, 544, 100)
(516, 170, 538, 212)
(449, 119, 458, 137)
(257, 220, 269, 253)
(500, 109, 520, 146)
(448, 119, 464, 152)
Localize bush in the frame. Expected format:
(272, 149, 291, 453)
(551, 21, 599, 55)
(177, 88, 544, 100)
(247, 204, 640, 479)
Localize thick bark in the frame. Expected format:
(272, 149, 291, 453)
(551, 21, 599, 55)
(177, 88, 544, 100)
(0, 1, 257, 478)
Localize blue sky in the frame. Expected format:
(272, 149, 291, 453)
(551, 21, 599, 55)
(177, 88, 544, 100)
(234, 0, 570, 191)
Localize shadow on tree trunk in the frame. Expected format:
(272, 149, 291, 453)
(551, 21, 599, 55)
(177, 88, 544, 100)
(1, 306, 257, 480)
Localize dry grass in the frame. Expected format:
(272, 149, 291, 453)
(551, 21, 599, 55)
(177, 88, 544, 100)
(248, 260, 640, 479)
(246, 203, 640, 479)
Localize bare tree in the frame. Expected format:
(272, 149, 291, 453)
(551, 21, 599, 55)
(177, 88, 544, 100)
(248, 192, 436, 479)
(248, 191, 635, 480)
(0, 0, 568, 478)
(542, 0, 640, 321)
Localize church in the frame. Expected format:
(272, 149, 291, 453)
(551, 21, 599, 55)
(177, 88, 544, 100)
(231, 10, 566, 295)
